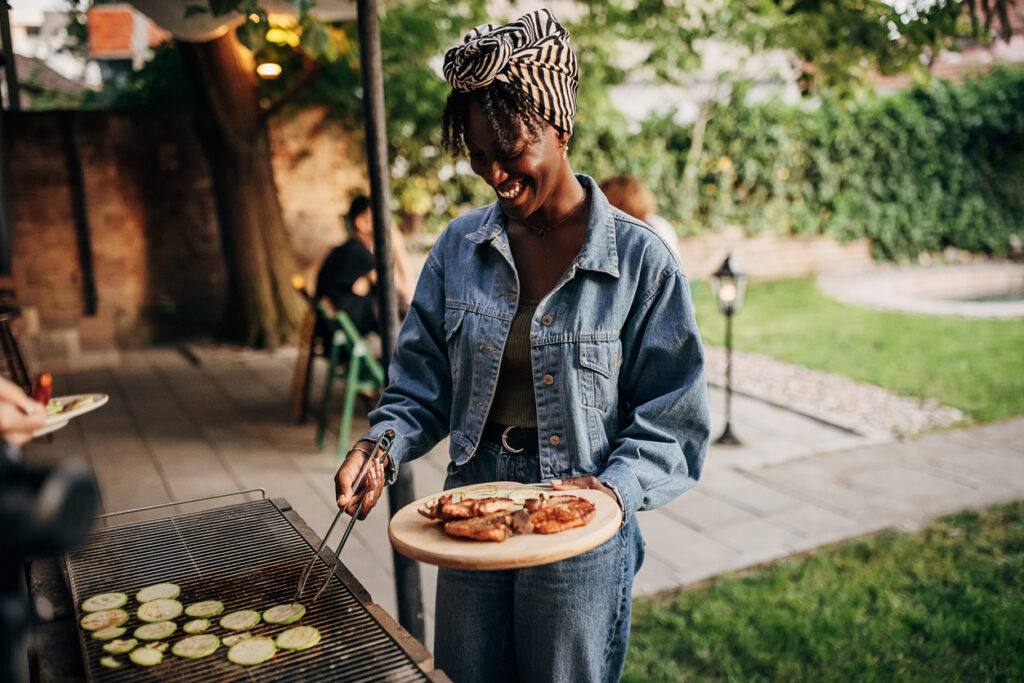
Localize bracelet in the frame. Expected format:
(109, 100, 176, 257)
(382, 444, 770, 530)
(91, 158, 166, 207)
(348, 446, 374, 459)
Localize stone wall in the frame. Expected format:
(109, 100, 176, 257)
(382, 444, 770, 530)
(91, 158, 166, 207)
(678, 225, 875, 281)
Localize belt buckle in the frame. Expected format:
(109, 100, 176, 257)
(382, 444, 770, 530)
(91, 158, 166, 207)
(500, 425, 525, 454)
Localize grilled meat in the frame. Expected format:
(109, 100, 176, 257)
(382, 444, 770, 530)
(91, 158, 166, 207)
(444, 512, 512, 542)
(424, 492, 596, 541)
(529, 497, 596, 534)
(419, 495, 517, 520)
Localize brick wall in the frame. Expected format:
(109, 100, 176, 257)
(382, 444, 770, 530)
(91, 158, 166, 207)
(9, 109, 226, 366)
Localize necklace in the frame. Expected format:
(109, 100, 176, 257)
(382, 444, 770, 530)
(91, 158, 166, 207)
(520, 189, 589, 238)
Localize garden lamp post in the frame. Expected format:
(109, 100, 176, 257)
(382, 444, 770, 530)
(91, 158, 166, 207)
(711, 255, 748, 446)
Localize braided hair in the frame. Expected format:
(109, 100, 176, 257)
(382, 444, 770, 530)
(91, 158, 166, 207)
(441, 79, 547, 157)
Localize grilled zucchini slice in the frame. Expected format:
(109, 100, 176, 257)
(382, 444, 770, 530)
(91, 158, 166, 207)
(172, 634, 221, 658)
(134, 621, 177, 640)
(222, 632, 252, 647)
(183, 618, 211, 634)
(99, 656, 122, 669)
(135, 582, 180, 603)
(81, 592, 127, 612)
(129, 647, 163, 666)
(103, 638, 137, 654)
(227, 637, 276, 665)
(262, 603, 305, 625)
(80, 609, 128, 631)
(275, 625, 321, 651)
(220, 609, 261, 631)
(184, 599, 224, 618)
(91, 626, 126, 641)
(137, 599, 182, 622)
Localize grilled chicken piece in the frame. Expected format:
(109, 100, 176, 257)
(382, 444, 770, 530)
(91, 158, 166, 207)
(444, 511, 512, 542)
(529, 496, 596, 534)
(523, 495, 585, 513)
(418, 494, 453, 520)
(420, 496, 517, 520)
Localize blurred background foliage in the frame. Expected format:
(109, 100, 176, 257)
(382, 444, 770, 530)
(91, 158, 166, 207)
(83, 0, 1024, 261)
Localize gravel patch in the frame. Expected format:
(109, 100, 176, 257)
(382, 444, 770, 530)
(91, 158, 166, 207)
(703, 346, 965, 439)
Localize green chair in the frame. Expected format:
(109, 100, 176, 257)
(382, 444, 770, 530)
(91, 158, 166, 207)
(315, 303, 386, 462)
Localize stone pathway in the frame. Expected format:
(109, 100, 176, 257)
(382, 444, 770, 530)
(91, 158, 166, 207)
(21, 345, 1024, 651)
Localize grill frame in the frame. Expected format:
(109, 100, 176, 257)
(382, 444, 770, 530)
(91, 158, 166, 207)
(60, 494, 446, 682)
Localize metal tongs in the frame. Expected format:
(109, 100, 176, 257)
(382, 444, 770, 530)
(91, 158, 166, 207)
(294, 429, 395, 603)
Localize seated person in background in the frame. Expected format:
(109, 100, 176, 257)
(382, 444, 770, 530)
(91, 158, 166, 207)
(599, 175, 682, 262)
(314, 195, 415, 343)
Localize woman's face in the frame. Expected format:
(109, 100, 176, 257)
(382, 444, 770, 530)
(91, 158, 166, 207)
(463, 101, 568, 222)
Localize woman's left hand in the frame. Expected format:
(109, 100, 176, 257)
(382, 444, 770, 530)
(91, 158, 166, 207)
(550, 476, 618, 506)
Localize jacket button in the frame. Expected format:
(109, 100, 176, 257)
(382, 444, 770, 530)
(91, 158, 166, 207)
(542, 374, 554, 385)
(549, 435, 560, 446)
(541, 315, 553, 326)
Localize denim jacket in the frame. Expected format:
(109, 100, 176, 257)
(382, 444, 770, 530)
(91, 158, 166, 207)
(364, 175, 709, 520)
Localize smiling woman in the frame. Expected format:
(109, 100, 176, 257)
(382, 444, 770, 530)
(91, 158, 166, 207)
(333, 9, 710, 683)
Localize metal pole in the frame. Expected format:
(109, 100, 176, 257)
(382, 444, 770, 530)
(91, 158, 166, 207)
(0, 3, 19, 111)
(356, 0, 425, 643)
(716, 310, 741, 445)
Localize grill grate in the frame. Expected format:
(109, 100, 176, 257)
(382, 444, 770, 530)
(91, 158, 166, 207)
(64, 499, 432, 682)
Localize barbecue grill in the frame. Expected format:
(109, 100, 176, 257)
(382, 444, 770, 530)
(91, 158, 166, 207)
(29, 491, 447, 682)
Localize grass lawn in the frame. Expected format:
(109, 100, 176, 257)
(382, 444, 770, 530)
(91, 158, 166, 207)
(691, 277, 1024, 423)
(625, 501, 1024, 682)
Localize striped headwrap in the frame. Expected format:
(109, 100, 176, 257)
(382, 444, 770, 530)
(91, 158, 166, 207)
(443, 9, 579, 134)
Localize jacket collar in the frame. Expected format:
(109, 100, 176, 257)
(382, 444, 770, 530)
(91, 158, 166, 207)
(465, 174, 620, 278)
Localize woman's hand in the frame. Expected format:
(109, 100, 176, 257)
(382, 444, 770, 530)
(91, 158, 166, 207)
(550, 476, 618, 506)
(334, 439, 385, 519)
(0, 377, 47, 447)
(351, 275, 372, 297)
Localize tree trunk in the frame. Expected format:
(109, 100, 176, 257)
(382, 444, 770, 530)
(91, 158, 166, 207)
(178, 30, 303, 347)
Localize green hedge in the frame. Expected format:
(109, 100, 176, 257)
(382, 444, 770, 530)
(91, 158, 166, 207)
(576, 66, 1024, 261)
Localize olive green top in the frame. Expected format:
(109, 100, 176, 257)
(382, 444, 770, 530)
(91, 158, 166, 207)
(487, 299, 540, 427)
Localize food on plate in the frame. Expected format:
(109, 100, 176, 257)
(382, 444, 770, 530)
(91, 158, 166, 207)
(220, 609, 261, 631)
(99, 656, 122, 669)
(222, 631, 253, 647)
(183, 618, 211, 633)
(91, 626, 126, 641)
(137, 598, 183, 622)
(419, 495, 517, 521)
(134, 621, 177, 640)
(81, 592, 127, 612)
(227, 637, 277, 665)
(172, 634, 221, 658)
(129, 647, 163, 666)
(525, 495, 597, 534)
(102, 638, 137, 655)
(276, 625, 321, 651)
(80, 609, 129, 631)
(421, 491, 596, 541)
(184, 599, 224, 618)
(135, 582, 180, 602)
(444, 510, 531, 542)
(263, 603, 306, 625)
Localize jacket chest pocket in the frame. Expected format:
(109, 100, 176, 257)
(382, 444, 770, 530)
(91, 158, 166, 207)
(444, 307, 466, 385)
(579, 339, 620, 411)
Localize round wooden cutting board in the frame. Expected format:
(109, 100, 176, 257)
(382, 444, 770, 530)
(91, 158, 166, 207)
(388, 481, 621, 570)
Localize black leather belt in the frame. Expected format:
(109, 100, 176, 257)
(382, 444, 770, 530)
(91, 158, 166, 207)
(482, 423, 538, 454)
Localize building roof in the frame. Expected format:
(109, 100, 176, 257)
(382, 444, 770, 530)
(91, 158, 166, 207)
(11, 53, 87, 95)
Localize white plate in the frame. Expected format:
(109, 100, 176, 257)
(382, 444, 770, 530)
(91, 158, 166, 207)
(32, 418, 70, 438)
(33, 393, 109, 437)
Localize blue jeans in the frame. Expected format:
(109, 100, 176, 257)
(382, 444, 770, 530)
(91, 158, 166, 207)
(434, 440, 645, 683)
